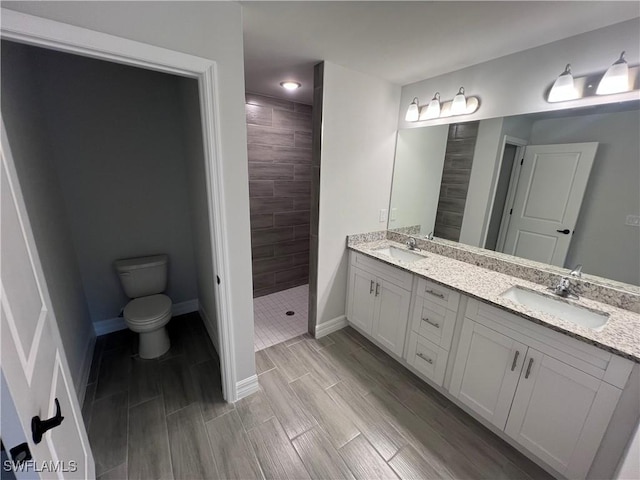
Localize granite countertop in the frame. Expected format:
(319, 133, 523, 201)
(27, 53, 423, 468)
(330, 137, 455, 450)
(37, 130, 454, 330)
(348, 239, 640, 363)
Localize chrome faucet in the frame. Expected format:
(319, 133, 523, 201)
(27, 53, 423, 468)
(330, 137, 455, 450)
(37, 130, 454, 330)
(425, 231, 434, 241)
(550, 264, 582, 299)
(406, 237, 420, 251)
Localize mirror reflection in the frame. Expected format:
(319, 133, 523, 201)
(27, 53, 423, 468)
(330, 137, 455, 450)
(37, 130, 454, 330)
(388, 102, 640, 286)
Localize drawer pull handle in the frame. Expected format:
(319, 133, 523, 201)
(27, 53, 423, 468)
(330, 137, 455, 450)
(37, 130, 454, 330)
(525, 358, 534, 379)
(375, 283, 380, 297)
(422, 317, 440, 328)
(511, 350, 520, 371)
(425, 289, 445, 299)
(417, 352, 433, 364)
(370, 280, 375, 294)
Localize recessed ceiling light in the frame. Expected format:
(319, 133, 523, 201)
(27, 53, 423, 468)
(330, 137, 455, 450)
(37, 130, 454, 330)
(280, 81, 301, 91)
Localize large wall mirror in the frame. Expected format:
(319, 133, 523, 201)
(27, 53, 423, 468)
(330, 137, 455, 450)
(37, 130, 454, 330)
(388, 101, 640, 286)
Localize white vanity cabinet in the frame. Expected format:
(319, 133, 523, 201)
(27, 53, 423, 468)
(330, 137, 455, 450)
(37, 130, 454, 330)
(450, 299, 633, 479)
(346, 252, 413, 356)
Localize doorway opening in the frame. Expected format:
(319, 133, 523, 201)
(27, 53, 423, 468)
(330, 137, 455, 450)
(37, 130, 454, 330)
(244, 92, 314, 351)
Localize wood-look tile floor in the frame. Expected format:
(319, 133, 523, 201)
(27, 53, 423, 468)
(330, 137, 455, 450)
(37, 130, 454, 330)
(84, 316, 555, 479)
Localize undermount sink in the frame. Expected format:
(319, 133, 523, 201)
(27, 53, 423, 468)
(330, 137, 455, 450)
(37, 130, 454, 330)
(500, 286, 609, 330)
(374, 246, 426, 263)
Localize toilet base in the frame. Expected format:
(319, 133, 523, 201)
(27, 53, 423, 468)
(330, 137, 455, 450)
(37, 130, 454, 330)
(138, 326, 170, 359)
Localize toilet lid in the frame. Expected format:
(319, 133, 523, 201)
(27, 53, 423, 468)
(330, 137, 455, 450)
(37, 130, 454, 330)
(124, 294, 172, 324)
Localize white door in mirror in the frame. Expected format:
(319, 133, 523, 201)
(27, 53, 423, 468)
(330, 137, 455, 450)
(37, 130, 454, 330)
(499, 142, 598, 267)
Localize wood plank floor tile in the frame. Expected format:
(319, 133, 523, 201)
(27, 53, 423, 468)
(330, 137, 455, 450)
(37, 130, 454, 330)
(247, 417, 311, 479)
(284, 335, 305, 347)
(89, 392, 128, 476)
(97, 462, 127, 480)
(364, 387, 479, 479)
(95, 347, 131, 400)
(327, 329, 366, 354)
(327, 381, 406, 461)
(255, 349, 275, 374)
(128, 396, 172, 480)
(292, 427, 355, 480)
(263, 342, 308, 382)
(288, 340, 340, 389)
(317, 344, 374, 396)
(258, 368, 316, 439)
(206, 410, 264, 480)
(388, 445, 446, 480)
(159, 356, 197, 415)
(167, 403, 218, 480)
(237, 389, 275, 431)
(351, 347, 419, 402)
(303, 333, 335, 351)
(289, 373, 360, 448)
(128, 356, 160, 407)
(339, 434, 399, 480)
(82, 382, 96, 429)
(191, 359, 234, 422)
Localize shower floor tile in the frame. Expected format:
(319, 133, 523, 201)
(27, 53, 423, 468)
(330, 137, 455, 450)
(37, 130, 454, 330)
(254, 284, 308, 351)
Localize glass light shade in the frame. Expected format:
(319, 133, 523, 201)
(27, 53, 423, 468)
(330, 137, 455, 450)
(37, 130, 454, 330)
(280, 81, 301, 90)
(548, 64, 578, 102)
(597, 52, 630, 95)
(405, 97, 420, 122)
(422, 92, 441, 120)
(451, 87, 467, 115)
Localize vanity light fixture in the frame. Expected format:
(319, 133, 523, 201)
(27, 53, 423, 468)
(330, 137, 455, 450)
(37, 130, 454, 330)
(405, 97, 420, 122)
(280, 81, 301, 91)
(597, 51, 630, 95)
(422, 92, 441, 120)
(548, 64, 579, 102)
(450, 87, 468, 115)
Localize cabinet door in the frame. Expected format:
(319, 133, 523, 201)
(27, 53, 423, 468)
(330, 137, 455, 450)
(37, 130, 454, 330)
(371, 279, 411, 356)
(347, 266, 376, 334)
(450, 320, 527, 430)
(506, 349, 622, 479)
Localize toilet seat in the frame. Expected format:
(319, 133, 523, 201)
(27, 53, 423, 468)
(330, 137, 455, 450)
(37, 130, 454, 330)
(124, 294, 172, 327)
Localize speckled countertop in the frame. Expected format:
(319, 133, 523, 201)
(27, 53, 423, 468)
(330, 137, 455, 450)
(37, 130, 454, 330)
(349, 239, 640, 363)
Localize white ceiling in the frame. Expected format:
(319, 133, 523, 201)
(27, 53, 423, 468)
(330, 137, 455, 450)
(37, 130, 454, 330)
(241, 1, 640, 104)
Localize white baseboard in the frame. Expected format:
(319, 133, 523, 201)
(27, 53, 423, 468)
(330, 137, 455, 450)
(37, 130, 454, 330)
(76, 333, 96, 404)
(236, 374, 259, 401)
(93, 298, 199, 336)
(315, 315, 348, 338)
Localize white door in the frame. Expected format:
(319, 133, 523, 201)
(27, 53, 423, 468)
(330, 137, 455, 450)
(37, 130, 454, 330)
(501, 143, 598, 266)
(371, 279, 411, 356)
(449, 320, 527, 430)
(346, 266, 375, 334)
(1, 123, 94, 478)
(505, 349, 622, 479)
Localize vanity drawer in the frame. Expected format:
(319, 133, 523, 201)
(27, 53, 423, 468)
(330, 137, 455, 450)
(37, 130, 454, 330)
(416, 278, 460, 310)
(411, 297, 457, 350)
(406, 331, 448, 386)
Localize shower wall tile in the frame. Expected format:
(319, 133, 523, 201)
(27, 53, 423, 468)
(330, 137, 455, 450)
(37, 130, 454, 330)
(247, 93, 313, 297)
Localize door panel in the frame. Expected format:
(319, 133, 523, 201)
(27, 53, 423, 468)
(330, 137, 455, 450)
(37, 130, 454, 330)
(506, 350, 614, 478)
(371, 279, 411, 356)
(502, 143, 597, 266)
(1, 123, 94, 478)
(452, 321, 527, 430)
(347, 266, 375, 334)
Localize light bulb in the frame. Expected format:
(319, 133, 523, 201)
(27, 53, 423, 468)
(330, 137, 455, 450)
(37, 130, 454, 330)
(405, 97, 420, 122)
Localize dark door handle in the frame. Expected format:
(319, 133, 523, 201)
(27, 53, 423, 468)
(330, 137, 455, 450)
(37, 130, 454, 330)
(32, 398, 64, 444)
(556, 229, 571, 235)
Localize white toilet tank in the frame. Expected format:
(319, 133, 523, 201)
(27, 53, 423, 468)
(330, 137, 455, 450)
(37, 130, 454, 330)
(114, 254, 168, 299)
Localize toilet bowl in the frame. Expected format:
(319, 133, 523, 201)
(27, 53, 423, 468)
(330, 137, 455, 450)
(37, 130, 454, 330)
(114, 255, 173, 359)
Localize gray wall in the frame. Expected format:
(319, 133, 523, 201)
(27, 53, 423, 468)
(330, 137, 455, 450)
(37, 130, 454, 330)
(245, 93, 312, 298)
(29, 46, 198, 323)
(1, 40, 94, 391)
(529, 109, 640, 285)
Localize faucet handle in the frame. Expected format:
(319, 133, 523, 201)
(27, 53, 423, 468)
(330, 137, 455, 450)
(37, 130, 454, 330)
(570, 264, 583, 278)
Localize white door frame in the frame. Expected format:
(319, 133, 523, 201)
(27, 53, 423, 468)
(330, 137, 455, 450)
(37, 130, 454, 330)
(0, 9, 238, 401)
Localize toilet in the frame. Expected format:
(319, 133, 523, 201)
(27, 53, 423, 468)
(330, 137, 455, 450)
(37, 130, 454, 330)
(114, 254, 172, 359)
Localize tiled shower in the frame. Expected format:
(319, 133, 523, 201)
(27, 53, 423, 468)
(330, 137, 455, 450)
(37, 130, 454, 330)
(246, 93, 313, 349)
